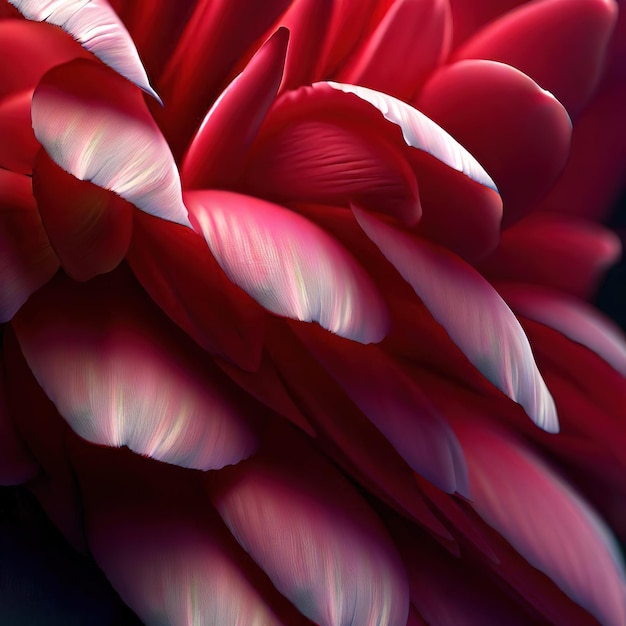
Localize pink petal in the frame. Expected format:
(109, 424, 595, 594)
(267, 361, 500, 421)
(69, 442, 289, 626)
(500, 284, 626, 376)
(340, 0, 452, 100)
(453, 0, 619, 116)
(127, 210, 266, 372)
(12, 269, 259, 470)
(322, 81, 498, 191)
(354, 208, 559, 432)
(212, 426, 410, 626)
(0, 169, 59, 322)
(8, 0, 160, 100)
(182, 27, 289, 190)
(456, 423, 626, 626)
(32, 59, 190, 227)
(417, 59, 572, 225)
(295, 324, 468, 494)
(32, 149, 133, 282)
(158, 0, 293, 156)
(187, 190, 389, 344)
(246, 117, 422, 226)
(478, 212, 621, 298)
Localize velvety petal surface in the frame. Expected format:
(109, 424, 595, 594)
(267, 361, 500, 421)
(12, 269, 258, 470)
(212, 426, 410, 626)
(188, 190, 389, 344)
(354, 208, 559, 433)
(0, 90, 40, 174)
(0, 170, 59, 322)
(456, 423, 626, 626)
(453, 0, 619, 115)
(9, 0, 160, 100)
(31, 59, 190, 227)
(417, 59, 572, 224)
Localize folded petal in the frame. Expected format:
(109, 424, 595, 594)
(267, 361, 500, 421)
(478, 212, 621, 298)
(9, 0, 160, 100)
(340, 0, 452, 100)
(182, 27, 289, 190)
(127, 210, 265, 372)
(354, 208, 558, 433)
(455, 423, 626, 626)
(417, 60, 572, 224)
(0, 170, 59, 322)
(12, 269, 259, 470)
(212, 425, 410, 626)
(295, 324, 468, 495)
(32, 59, 190, 227)
(453, 0, 619, 115)
(188, 190, 389, 344)
(32, 150, 133, 282)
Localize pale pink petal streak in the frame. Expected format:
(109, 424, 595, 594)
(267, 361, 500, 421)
(354, 208, 558, 432)
(8, 0, 161, 101)
(457, 423, 626, 626)
(188, 190, 389, 344)
(31, 59, 190, 227)
(322, 81, 497, 192)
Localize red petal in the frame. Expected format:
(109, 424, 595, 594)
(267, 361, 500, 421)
(12, 269, 259, 470)
(32, 150, 133, 282)
(417, 59, 572, 225)
(182, 28, 289, 190)
(0, 169, 59, 322)
(32, 59, 190, 227)
(453, 0, 619, 116)
(188, 190, 390, 344)
(0, 90, 39, 174)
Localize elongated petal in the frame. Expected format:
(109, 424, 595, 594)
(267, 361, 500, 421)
(212, 427, 410, 626)
(417, 60, 572, 225)
(69, 443, 288, 626)
(32, 59, 190, 227)
(33, 150, 133, 281)
(341, 0, 452, 100)
(0, 170, 59, 322)
(9, 0, 160, 100)
(12, 269, 258, 470)
(354, 208, 558, 432)
(456, 423, 626, 626)
(182, 28, 289, 190)
(295, 324, 468, 494)
(322, 81, 497, 191)
(188, 190, 389, 344)
(453, 0, 618, 115)
(500, 285, 626, 376)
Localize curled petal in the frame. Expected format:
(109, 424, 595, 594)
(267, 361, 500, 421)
(456, 423, 626, 626)
(9, 0, 161, 100)
(0, 170, 59, 322)
(354, 208, 558, 432)
(32, 59, 190, 227)
(188, 190, 389, 344)
(453, 0, 619, 115)
(212, 428, 410, 626)
(322, 81, 497, 191)
(12, 269, 258, 470)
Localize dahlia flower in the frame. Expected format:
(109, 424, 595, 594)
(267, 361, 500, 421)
(0, 0, 625, 624)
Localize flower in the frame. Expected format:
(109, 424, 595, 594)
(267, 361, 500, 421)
(0, 0, 625, 624)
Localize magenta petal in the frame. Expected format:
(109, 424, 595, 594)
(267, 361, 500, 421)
(456, 423, 626, 626)
(182, 28, 289, 190)
(354, 208, 558, 432)
(12, 270, 258, 470)
(188, 190, 389, 344)
(212, 429, 410, 626)
(9, 0, 160, 100)
(32, 59, 190, 227)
